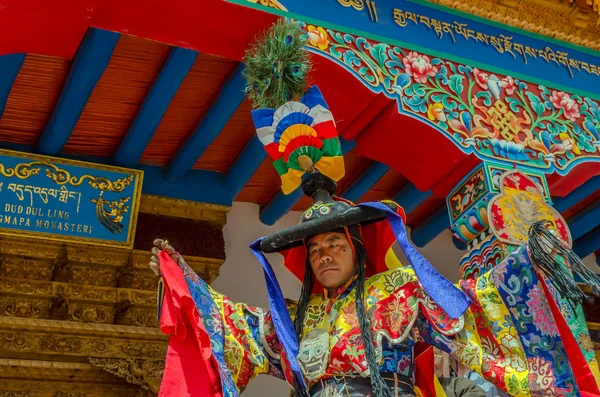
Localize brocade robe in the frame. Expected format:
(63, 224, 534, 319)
(159, 245, 600, 396)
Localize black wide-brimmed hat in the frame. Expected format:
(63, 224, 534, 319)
(259, 172, 398, 253)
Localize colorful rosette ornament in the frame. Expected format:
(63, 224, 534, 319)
(251, 86, 344, 194)
(244, 19, 344, 194)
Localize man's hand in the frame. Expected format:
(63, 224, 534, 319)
(149, 239, 178, 276)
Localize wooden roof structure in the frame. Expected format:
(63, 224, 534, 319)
(0, 0, 596, 253)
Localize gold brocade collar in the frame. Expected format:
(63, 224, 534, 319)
(322, 275, 357, 312)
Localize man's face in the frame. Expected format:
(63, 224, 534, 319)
(307, 232, 356, 291)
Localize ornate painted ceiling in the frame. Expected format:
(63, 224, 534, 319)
(0, 0, 596, 254)
(0, 2, 598, 396)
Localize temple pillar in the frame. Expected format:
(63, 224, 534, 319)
(447, 161, 564, 281)
(447, 162, 600, 374)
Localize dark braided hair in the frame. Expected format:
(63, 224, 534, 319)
(352, 234, 392, 397)
(292, 260, 314, 397)
(292, 227, 391, 397)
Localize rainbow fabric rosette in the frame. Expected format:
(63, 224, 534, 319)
(251, 86, 344, 194)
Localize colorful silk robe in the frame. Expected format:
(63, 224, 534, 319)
(159, 246, 600, 397)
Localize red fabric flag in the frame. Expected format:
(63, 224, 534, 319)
(538, 275, 600, 395)
(158, 251, 224, 397)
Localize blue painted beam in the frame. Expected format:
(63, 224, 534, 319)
(113, 47, 197, 167)
(0, 54, 26, 116)
(553, 176, 600, 213)
(392, 183, 432, 215)
(140, 165, 231, 205)
(411, 206, 450, 248)
(260, 189, 304, 226)
(164, 63, 246, 183)
(568, 201, 600, 241)
(0, 142, 232, 205)
(259, 138, 356, 226)
(223, 135, 267, 201)
(342, 162, 389, 203)
(37, 29, 120, 156)
(407, 175, 599, 250)
(574, 226, 600, 259)
(339, 138, 357, 156)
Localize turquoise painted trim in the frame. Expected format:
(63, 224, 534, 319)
(408, 0, 600, 58)
(227, 0, 600, 100)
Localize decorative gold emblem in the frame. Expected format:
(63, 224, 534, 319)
(92, 193, 131, 235)
(0, 161, 134, 192)
(488, 170, 572, 246)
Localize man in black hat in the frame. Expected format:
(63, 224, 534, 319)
(150, 172, 600, 397)
(149, 19, 600, 397)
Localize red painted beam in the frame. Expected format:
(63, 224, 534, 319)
(0, 0, 277, 60)
(355, 107, 469, 192)
(548, 161, 600, 198)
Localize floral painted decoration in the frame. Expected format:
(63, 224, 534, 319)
(301, 24, 600, 175)
(307, 25, 329, 50)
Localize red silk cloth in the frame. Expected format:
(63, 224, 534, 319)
(158, 251, 223, 396)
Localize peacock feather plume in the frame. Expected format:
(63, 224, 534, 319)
(243, 19, 311, 109)
(245, 20, 344, 195)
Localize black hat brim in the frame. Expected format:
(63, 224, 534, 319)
(260, 202, 397, 253)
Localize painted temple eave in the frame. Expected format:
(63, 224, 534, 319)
(230, 0, 600, 101)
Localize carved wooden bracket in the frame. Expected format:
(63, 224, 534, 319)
(88, 357, 164, 395)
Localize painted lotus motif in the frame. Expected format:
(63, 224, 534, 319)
(403, 51, 437, 84)
(307, 25, 329, 50)
(550, 91, 580, 121)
